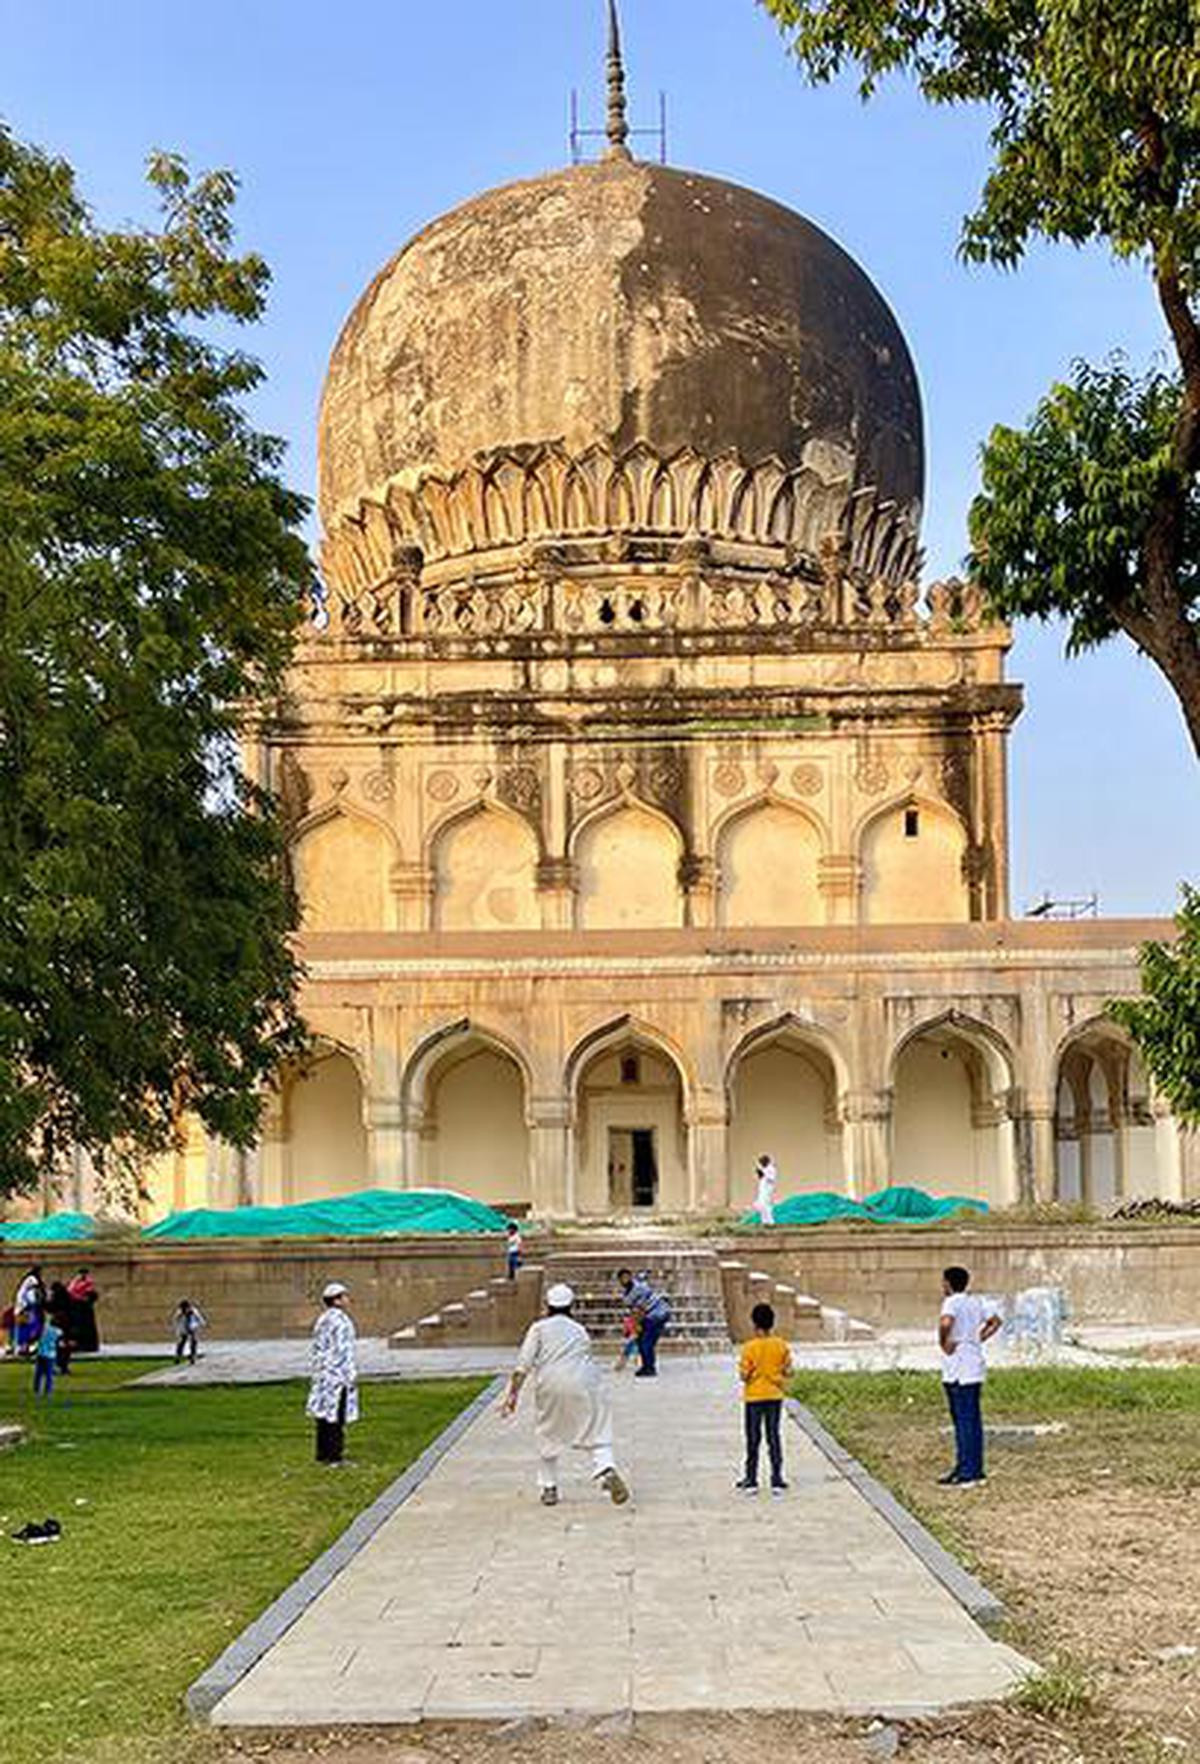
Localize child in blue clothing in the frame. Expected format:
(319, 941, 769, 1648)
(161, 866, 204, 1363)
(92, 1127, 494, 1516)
(34, 1319, 62, 1398)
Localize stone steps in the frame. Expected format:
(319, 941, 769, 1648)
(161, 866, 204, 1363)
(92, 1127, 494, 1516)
(388, 1238, 872, 1352)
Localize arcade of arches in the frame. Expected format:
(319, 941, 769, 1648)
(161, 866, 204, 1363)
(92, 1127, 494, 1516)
(155, 990, 1194, 1222)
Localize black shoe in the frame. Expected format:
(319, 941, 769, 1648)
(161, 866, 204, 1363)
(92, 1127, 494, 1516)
(735, 1478, 759, 1494)
(633, 1369, 656, 1378)
(937, 1471, 961, 1485)
(770, 1481, 788, 1496)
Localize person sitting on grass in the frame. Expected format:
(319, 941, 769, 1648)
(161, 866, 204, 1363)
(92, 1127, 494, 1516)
(33, 1315, 62, 1400)
(172, 1298, 207, 1365)
(938, 1265, 1002, 1489)
(736, 1301, 793, 1496)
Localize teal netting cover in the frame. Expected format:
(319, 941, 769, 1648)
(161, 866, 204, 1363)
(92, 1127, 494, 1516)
(0, 1212, 96, 1242)
(142, 1187, 510, 1241)
(741, 1185, 988, 1226)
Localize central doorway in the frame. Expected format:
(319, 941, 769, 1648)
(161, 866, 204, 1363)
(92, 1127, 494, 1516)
(609, 1126, 658, 1209)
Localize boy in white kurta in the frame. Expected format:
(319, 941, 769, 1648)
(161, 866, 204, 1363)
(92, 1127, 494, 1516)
(502, 1283, 630, 1507)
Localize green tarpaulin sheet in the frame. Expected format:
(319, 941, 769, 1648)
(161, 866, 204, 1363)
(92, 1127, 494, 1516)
(741, 1185, 988, 1227)
(142, 1188, 510, 1241)
(0, 1212, 96, 1242)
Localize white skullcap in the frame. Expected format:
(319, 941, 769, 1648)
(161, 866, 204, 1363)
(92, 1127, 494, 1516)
(323, 1281, 349, 1300)
(545, 1282, 575, 1310)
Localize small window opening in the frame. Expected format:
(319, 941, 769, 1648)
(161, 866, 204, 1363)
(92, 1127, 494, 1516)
(620, 1054, 640, 1086)
(598, 597, 616, 626)
(904, 808, 920, 839)
(628, 597, 645, 623)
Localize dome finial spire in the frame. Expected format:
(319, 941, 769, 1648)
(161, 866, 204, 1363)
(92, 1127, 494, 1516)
(605, 0, 632, 161)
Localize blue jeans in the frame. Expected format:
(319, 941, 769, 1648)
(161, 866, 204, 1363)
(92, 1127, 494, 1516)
(33, 1357, 55, 1398)
(638, 1311, 668, 1374)
(744, 1399, 785, 1487)
(945, 1380, 985, 1481)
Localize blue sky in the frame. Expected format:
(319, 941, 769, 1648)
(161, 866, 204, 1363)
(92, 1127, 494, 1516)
(3, 0, 1196, 915)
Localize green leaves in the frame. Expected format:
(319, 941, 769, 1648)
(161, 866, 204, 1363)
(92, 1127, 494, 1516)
(969, 356, 1196, 650)
(0, 126, 312, 1196)
(1111, 885, 1200, 1126)
(759, 2, 1200, 277)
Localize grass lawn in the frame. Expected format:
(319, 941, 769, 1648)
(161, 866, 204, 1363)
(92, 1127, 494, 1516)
(793, 1365, 1200, 1763)
(0, 1359, 487, 1764)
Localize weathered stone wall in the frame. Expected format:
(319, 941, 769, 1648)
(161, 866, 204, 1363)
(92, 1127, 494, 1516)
(0, 1239, 514, 1343)
(3, 1226, 1197, 1342)
(714, 1227, 1200, 1328)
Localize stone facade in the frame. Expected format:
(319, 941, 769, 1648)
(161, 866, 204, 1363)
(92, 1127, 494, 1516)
(106, 149, 1186, 1224)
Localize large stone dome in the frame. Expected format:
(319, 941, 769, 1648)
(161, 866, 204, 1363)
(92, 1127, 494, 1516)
(318, 157, 924, 586)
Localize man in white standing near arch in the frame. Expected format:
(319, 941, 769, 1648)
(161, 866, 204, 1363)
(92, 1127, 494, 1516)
(754, 1153, 778, 1225)
(502, 1282, 630, 1507)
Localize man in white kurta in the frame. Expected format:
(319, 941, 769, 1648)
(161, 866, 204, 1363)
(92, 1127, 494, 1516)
(754, 1155, 778, 1225)
(306, 1281, 359, 1465)
(502, 1283, 629, 1507)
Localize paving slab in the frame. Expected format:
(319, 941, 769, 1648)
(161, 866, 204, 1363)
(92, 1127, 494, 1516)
(204, 1355, 1028, 1725)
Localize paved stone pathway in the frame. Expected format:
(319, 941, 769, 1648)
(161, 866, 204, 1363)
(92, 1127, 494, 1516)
(208, 1357, 1028, 1726)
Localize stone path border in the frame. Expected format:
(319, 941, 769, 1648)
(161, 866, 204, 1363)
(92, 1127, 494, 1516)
(186, 1375, 503, 1717)
(787, 1399, 1005, 1633)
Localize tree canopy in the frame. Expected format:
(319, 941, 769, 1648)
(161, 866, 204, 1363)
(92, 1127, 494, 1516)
(761, 0, 1200, 756)
(0, 125, 311, 1197)
(1111, 886, 1200, 1127)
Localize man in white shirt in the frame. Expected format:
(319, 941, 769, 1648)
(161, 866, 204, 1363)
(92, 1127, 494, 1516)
(938, 1265, 1002, 1487)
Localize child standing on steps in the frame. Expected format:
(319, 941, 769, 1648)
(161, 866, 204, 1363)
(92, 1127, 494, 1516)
(736, 1302, 793, 1495)
(505, 1220, 523, 1281)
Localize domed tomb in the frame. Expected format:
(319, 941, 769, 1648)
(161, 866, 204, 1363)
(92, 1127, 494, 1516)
(318, 157, 925, 596)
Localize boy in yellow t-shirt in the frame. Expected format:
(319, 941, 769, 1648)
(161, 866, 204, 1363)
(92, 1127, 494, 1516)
(736, 1302, 794, 1496)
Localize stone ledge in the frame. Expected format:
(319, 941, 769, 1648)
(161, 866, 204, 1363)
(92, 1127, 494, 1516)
(786, 1398, 1006, 1634)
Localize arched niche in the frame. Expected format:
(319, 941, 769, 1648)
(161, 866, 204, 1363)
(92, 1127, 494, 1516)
(283, 1048, 368, 1201)
(860, 798, 969, 925)
(573, 802, 684, 931)
(416, 1033, 531, 1207)
(431, 804, 539, 932)
(568, 1023, 688, 1215)
(727, 1022, 844, 1198)
(292, 810, 392, 933)
(716, 801, 823, 928)
(1053, 1019, 1163, 1204)
(890, 1017, 1014, 1204)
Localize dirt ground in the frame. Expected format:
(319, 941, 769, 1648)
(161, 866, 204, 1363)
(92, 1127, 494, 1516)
(179, 1397, 1200, 1764)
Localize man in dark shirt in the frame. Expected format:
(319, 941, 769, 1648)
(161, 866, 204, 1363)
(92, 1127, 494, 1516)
(617, 1268, 671, 1377)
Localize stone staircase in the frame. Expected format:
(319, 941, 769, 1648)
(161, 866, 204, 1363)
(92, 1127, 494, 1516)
(720, 1259, 874, 1345)
(387, 1238, 873, 1352)
(541, 1244, 731, 1355)
(389, 1264, 545, 1350)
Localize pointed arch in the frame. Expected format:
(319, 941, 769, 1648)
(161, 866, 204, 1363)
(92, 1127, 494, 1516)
(725, 1013, 849, 1196)
(280, 1038, 369, 1203)
(428, 799, 539, 932)
(570, 796, 685, 930)
(401, 1018, 534, 1207)
(889, 1010, 1016, 1204)
(714, 794, 826, 929)
(291, 800, 399, 933)
(858, 792, 970, 925)
(565, 1015, 692, 1216)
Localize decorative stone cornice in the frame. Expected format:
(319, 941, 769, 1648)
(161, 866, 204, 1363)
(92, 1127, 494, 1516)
(320, 440, 922, 600)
